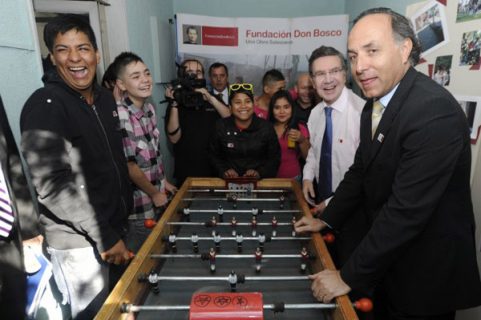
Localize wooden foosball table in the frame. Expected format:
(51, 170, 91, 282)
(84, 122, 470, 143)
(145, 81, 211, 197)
(95, 178, 370, 320)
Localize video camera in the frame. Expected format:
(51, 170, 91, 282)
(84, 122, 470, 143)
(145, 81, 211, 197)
(170, 71, 207, 109)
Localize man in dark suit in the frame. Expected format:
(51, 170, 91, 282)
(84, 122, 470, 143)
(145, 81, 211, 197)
(0, 95, 41, 319)
(295, 7, 481, 319)
(208, 62, 229, 106)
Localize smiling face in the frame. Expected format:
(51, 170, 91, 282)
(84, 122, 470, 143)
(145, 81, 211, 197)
(230, 92, 254, 128)
(347, 13, 412, 99)
(116, 61, 153, 108)
(310, 55, 346, 105)
(272, 97, 293, 125)
(50, 29, 100, 98)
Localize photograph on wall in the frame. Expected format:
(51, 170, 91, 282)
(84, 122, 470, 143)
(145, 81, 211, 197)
(410, 0, 449, 57)
(456, 0, 481, 23)
(460, 30, 481, 65)
(183, 24, 201, 45)
(455, 95, 481, 142)
(432, 55, 452, 86)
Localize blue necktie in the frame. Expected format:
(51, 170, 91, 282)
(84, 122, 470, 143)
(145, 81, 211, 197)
(0, 164, 14, 238)
(318, 107, 333, 201)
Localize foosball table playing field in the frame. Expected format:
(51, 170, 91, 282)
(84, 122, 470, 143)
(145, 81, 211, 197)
(95, 178, 371, 320)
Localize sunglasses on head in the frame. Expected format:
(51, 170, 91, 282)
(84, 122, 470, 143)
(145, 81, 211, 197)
(229, 83, 254, 95)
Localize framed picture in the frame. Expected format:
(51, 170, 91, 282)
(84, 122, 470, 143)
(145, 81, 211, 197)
(455, 95, 481, 143)
(410, 0, 449, 57)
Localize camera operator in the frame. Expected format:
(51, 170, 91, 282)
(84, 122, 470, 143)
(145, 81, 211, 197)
(165, 59, 230, 186)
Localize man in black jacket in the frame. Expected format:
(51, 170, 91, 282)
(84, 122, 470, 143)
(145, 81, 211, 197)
(0, 95, 42, 319)
(20, 15, 133, 319)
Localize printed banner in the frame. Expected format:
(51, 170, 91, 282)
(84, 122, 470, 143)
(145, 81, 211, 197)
(176, 13, 349, 92)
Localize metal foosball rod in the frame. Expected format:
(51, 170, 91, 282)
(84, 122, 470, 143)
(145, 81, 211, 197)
(150, 253, 315, 259)
(139, 273, 310, 283)
(120, 298, 373, 313)
(183, 194, 288, 203)
(168, 221, 293, 226)
(164, 236, 311, 241)
(179, 208, 301, 214)
(188, 188, 288, 194)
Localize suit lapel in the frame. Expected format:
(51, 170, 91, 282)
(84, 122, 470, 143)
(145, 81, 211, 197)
(364, 67, 418, 168)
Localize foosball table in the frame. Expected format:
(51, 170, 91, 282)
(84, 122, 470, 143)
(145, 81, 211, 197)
(95, 178, 371, 320)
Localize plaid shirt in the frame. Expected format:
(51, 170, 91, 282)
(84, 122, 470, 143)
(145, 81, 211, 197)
(118, 97, 165, 219)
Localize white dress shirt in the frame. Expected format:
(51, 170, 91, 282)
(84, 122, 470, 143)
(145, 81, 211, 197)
(303, 87, 365, 203)
(213, 87, 229, 105)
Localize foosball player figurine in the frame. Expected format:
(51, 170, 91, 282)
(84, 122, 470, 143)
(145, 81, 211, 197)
(236, 232, 244, 253)
(211, 215, 218, 236)
(279, 194, 285, 209)
(209, 247, 216, 273)
(217, 205, 224, 222)
(228, 271, 238, 292)
(214, 232, 222, 252)
(183, 207, 191, 222)
(147, 270, 160, 294)
(255, 247, 262, 273)
(191, 232, 199, 253)
(258, 232, 266, 252)
(251, 215, 258, 236)
(168, 231, 177, 253)
(291, 216, 297, 237)
(271, 216, 278, 237)
(231, 216, 238, 236)
(300, 246, 309, 273)
(229, 194, 238, 209)
(251, 207, 259, 218)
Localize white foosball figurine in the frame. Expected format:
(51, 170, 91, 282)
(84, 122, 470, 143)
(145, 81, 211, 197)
(236, 233, 244, 253)
(228, 271, 238, 292)
(191, 232, 199, 253)
(214, 232, 222, 252)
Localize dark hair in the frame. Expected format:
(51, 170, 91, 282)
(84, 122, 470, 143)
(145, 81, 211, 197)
(111, 51, 144, 79)
(186, 25, 197, 35)
(308, 46, 347, 76)
(268, 90, 297, 135)
(262, 69, 285, 87)
(177, 59, 204, 78)
(229, 88, 254, 106)
(353, 7, 421, 66)
(44, 14, 98, 52)
(101, 61, 118, 90)
(208, 62, 229, 77)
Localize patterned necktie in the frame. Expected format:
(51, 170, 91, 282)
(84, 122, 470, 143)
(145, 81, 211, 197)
(0, 164, 14, 238)
(318, 107, 333, 201)
(371, 100, 384, 139)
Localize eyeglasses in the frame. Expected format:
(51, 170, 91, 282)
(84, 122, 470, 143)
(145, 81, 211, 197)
(312, 67, 345, 81)
(229, 83, 254, 95)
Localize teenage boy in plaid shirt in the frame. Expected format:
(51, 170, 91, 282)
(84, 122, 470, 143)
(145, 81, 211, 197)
(114, 52, 176, 252)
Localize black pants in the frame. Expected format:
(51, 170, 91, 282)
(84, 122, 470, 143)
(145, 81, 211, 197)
(0, 235, 26, 320)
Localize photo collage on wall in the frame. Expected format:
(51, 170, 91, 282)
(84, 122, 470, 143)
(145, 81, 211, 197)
(410, 0, 481, 143)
